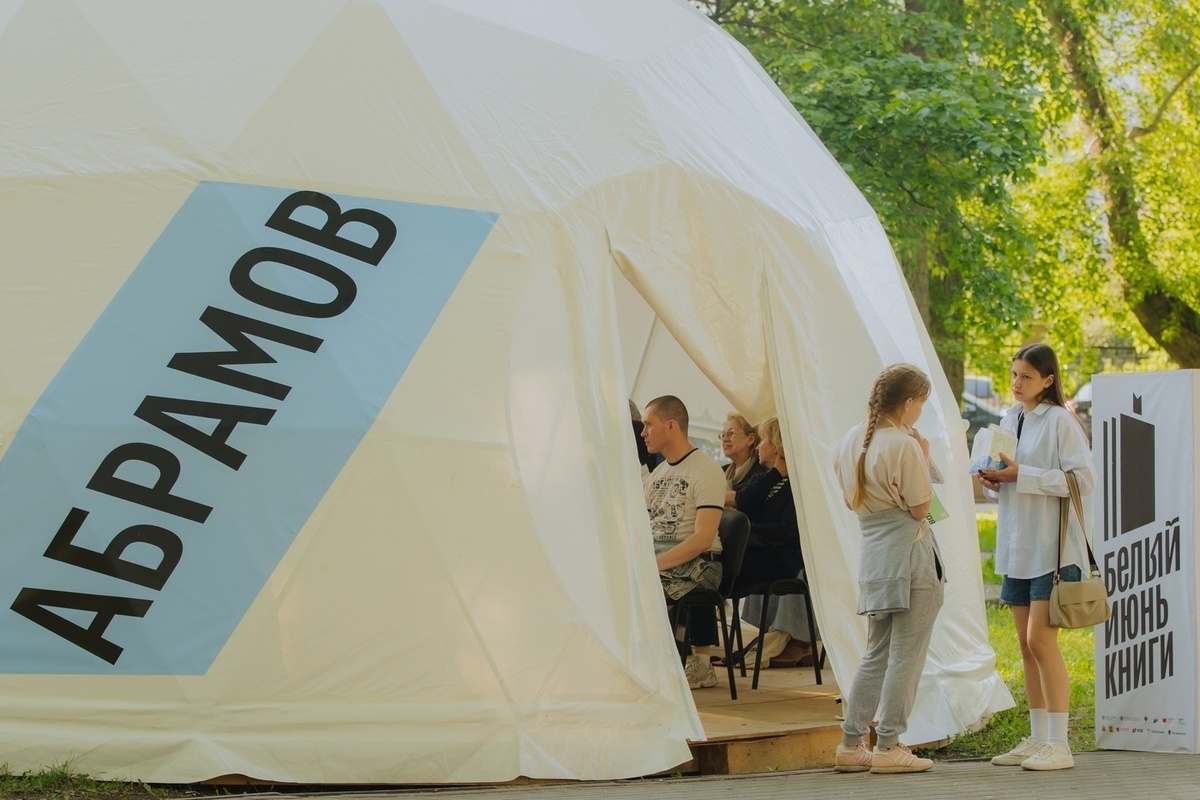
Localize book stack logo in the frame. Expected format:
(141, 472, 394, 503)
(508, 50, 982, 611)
(1100, 392, 1179, 701)
(1105, 394, 1155, 538)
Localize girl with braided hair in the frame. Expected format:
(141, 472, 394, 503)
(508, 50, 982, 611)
(831, 364, 946, 774)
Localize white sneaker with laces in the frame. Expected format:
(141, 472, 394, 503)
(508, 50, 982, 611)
(991, 737, 1041, 766)
(684, 654, 718, 689)
(1021, 742, 1074, 771)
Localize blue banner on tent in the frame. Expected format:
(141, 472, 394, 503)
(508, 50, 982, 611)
(0, 182, 497, 674)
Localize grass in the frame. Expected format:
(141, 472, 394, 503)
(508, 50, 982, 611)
(976, 508, 997, 554)
(916, 508, 1097, 760)
(977, 509, 1002, 586)
(0, 760, 196, 800)
(918, 604, 1097, 759)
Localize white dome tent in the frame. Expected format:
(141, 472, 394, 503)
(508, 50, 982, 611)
(0, 0, 1011, 784)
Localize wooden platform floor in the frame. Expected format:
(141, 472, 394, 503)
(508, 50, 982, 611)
(682, 659, 844, 775)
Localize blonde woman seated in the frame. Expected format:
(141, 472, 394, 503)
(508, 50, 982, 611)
(721, 413, 767, 492)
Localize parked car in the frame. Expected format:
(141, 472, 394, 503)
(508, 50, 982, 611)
(1068, 381, 1092, 429)
(961, 375, 1005, 502)
(963, 393, 1004, 451)
(963, 374, 1001, 408)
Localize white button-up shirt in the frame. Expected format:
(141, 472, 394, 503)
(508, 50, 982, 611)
(993, 401, 1095, 579)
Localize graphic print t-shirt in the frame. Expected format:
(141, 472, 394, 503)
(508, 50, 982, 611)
(643, 448, 727, 549)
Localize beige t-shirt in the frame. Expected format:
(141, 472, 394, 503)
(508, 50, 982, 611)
(833, 423, 933, 517)
(643, 448, 727, 547)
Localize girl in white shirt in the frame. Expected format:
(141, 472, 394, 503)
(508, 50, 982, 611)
(978, 343, 1093, 772)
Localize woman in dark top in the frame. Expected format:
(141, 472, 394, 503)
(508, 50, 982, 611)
(733, 416, 804, 587)
(725, 416, 811, 668)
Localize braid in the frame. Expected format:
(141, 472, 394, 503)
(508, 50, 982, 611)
(852, 364, 931, 510)
(854, 384, 884, 509)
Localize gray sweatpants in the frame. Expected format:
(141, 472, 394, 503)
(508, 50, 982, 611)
(841, 535, 944, 750)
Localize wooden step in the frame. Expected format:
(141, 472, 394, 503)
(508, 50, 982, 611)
(683, 659, 844, 774)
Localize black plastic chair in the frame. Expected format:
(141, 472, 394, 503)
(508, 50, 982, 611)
(673, 508, 751, 700)
(728, 568, 823, 686)
(740, 575, 823, 689)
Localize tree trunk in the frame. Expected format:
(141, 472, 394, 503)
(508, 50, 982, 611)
(902, 1, 966, 386)
(930, 309, 964, 410)
(1043, 0, 1200, 367)
(932, 265, 964, 407)
(909, 232, 932, 329)
(905, 231, 964, 401)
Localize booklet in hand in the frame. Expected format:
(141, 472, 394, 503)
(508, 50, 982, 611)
(968, 424, 1016, 473)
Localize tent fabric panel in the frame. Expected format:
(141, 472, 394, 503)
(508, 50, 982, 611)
(0, 0, 1009, 782)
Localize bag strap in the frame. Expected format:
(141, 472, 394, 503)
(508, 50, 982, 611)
(1057, 471, 1100, 581)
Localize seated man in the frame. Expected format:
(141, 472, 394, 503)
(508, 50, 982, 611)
(629, 398, 660, 472)
(641, 395, 727, 689)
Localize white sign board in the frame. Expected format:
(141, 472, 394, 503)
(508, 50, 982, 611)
(1094, 371, 1199, 753)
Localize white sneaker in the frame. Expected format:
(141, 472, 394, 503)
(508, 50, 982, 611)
(991, 737, 1041, 766)
(1021, 742, 1074, 771)
(684, 654, 718, 689)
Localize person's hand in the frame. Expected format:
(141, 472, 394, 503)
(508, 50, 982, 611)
(908, 425, 930, 460)
(979, 452, 1018, 484)
(977, 473, 1000, 492)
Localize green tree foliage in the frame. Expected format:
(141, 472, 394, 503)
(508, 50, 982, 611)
(1025, 0, 1200, 367)
(703, 0, 1200, 383)
(698, 0, 1049, 389)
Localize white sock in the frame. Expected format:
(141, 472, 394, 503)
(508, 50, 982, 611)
(1030, 708, 1048, 743)
(1047, 712, 1069, 747)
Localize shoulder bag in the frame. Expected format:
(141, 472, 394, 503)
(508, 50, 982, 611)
(1048, 472, 1111, 628)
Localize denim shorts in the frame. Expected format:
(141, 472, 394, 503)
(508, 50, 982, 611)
(1000, 564, 1082, 606)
